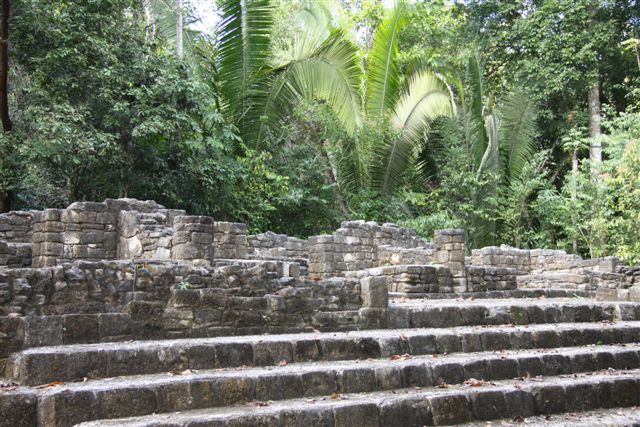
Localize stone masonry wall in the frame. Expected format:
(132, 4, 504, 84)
(434, 229, 467, 292)
(0, 211, 33, 242)
(0, 242, 31, 269)
(118, 210, 184, 260)
(346, 264, 453, 294)
(31, 203, 118, 268)
(247, 231, 308, 259)
(213, 222, 247, 259)
(470, 245, 625, 275)
(18, 198, 251, 268)
(377, 245, 434, 266)
(308, 221, 431, 279)
(465, 266, 518, 292)
(0, 258, 388, 362)
(470, 245, 531, 272)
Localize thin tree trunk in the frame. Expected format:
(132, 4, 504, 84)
(571, 148, 578, 253)
(176, 0, 184, 59)
(142, 0, 155, 38)
(588, 79, 602, 172)
(0, 0, 11, 213)
(320, 141, 348, 216)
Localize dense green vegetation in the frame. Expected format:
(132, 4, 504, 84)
(2, 0, 639, 262)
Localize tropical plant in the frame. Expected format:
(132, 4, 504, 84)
(415, 51, 541, 248)
(337, 0, 453, 195)
(212, 0, 361, 148)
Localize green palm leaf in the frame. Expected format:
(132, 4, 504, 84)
(466, 50, 489, 169)
(372, 70, 452, 194)
(364, 0, 407, 123)
(499, 88, 538, 184)
(254, 29, 362, 145)
(216, 0, 273, 127)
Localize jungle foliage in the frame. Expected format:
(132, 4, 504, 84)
(2, 0, 640, 262)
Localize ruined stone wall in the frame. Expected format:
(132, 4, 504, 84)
(118, 210, 184, 260)
(308, 221, 431, 278)
(247, 231, 308, 259)
(31, 203, 118, 268)
(213, 222, 247, 259)
(433, 229, 467, 292)
(0, 242, 31, 269)
(470, 245, 531, 272)
(0, 211, 33, 242)
(0, 258, 387, 360)
(470, 245, 627, 276)
(19, 198, 251, 267)
(346, 264, 453, 294)
(377, 245, 434, 266)
(465, 266, 518, 292)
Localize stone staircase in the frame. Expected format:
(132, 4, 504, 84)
(2, 200, 640, 426)
(2, 288, 640, 426)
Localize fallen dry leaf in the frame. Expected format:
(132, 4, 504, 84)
(278, 359, 288, 366)
(35, 381, 64, 389)
(464, 378, 485, 387)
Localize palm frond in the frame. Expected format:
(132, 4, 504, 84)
(337, 136, 368, 194)
(498, 89, 538, 184)
(476, 110, 500, 178)
(291, 1, 333, 60)
(364, 0, 407, 123)
(216, 0, 273, 126)
(253, 29, 362, 146)
(372, 70, 452, 194)
(465, 50, 489, 169)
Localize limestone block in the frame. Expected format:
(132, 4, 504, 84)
(360, 276, 388, 309)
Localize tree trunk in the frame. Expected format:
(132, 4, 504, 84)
(0, 0, 11, 213)
(571, 148, 578, 253)
(320, 141, 348, 216)
(142, 0, 155, 38)
(176, 0, 183, 59)
(588, 79, 602, 172)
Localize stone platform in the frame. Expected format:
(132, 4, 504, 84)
(1, 198, 640, 426)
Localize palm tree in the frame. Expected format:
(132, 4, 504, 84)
(425, 51, 539, 247)
(210, 0, 451, 197)
(337, 0, 453, 195)
(214, 0, 362, 146)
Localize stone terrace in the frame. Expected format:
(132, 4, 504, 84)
(1, 198, 640, 426)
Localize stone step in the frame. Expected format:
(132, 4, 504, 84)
(389, 298, 640, 329)
(517, 272, 592, 289)
(466, 406, 640, 426)
(390, 288, 596, 300)
(74, 369, 640, 427)
(5, 344, 640, 427)
(8, 322, 640, 385)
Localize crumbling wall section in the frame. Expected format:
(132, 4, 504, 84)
(0, 211, 33, 242)
(377, 245, 434, 266)
(247, 231, 308, 258)
(465, 266, 518, 292)
(434, 229, 467, 292)
(308, 221, 431, 279)
(213, 222, 247, 259)
(0, 258, 388, 360)
(470, 245, 531, 272)
(117, 209, 185, 260)
(31, 202, 118, 268)
(346, 264, 453, 294)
